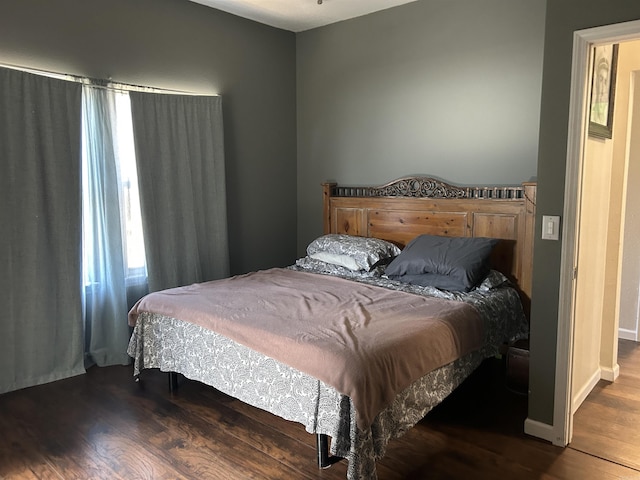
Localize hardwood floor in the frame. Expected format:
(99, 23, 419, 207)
(570, 339, 640, 471)
(1, 353, 639, 480)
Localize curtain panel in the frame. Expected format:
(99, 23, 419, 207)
(0, 68, 85, 393)
(130, 93, 229, 292)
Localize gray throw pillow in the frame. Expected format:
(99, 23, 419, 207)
(385, 234, 499, 291)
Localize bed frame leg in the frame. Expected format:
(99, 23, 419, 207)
(316, 434, 342, 469)
(168, 372, 179, 392)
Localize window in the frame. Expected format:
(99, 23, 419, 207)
(81, 86, 147, 288)
(113, 92, 146, 282)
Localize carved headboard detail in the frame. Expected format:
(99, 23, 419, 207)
(322, 176, 536, 317)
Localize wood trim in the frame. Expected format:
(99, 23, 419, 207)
(524, 418, 555, 443)
(322, 176, 536, 317)
(571, 368, 601, 415)
(322, 182, 336, 236)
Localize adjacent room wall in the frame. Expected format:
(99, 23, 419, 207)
(296, 0, 546, 255)
(571, 136, 612, 412)
(615, 41, 640, 343)
(0, 0, 297, 275)
(618, 70, 640, 343)
(599, 40, 640, 372)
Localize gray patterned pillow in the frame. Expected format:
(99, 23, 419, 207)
(477, 270, 510, 291)
(306, 234, 401, 272)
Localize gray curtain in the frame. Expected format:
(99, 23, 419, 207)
(0, 68, 84, 394)
(130, 93, 229, 292)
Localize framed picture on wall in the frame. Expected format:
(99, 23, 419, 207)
(588, 44, 618, 139)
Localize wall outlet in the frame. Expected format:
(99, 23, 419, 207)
(542, 215, 561, 240)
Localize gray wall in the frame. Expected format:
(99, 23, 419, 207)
(529, 0, 640, 425)
(0, 0, 297, 275)
(296, 0, 546, 254)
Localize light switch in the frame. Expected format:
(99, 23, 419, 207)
(542, 215, 560, 240)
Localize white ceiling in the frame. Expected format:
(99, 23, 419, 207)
(189, 0, 419, 32)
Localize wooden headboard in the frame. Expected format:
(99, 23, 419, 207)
(322, 176, 536, 316)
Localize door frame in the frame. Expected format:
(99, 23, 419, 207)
(553, 18, 640, 447)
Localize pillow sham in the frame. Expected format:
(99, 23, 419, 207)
(294, 255, 387, 278)
(477, 270, 510, 291)
(306, 234, 401, 272)
(384, 234, 499, 291)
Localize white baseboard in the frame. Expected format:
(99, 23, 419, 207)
(571, 368, 601, 414)
(524, 418, 555, 443)
(618, 328, 638, 341)
(601, 363, 620, 382)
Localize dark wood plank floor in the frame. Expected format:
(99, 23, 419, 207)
(1, 351, 639, 480)
(570, 339, 640, 471)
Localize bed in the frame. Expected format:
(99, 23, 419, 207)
(127, 176, 536, 480)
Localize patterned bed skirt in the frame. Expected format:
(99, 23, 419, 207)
(128, 313, 490, 480)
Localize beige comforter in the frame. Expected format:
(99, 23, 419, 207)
(128, 268, 483, 428)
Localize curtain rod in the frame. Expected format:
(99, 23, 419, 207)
(0, 62, 218, 96)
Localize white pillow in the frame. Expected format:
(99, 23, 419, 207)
(309, 251, 362, 271)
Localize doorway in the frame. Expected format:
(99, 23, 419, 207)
(554, 19, 640, 449)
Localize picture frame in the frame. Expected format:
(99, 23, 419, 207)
(588, 44, 618, 139)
